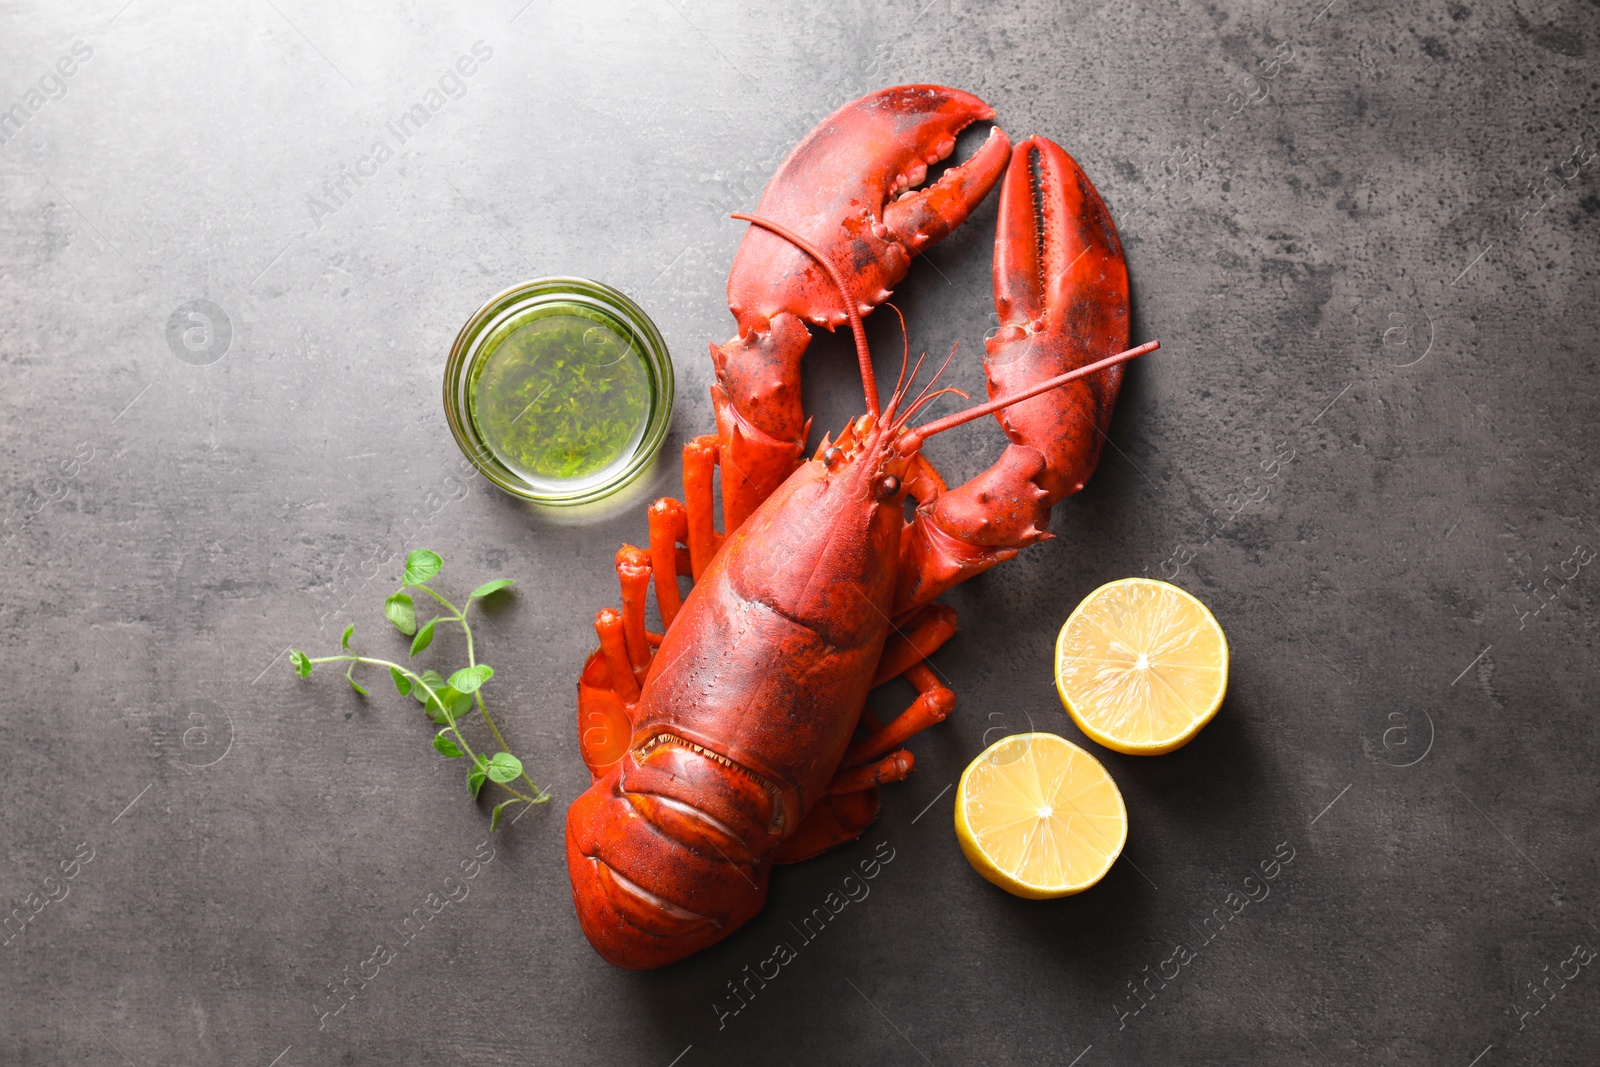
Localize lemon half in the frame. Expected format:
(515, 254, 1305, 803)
(954, 732, 1128, 899)
(1055, 577, 1228, 755)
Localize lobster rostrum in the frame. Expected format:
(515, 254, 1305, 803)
(566, 85, 1157, 969)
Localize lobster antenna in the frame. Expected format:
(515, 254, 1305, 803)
(899, 386, 971, 426)
(894, 341, 962, 430)
(881, 303, 911, 424)
(894, 346, 932, 423)
(886, 339, 933, 428)
(732, 212, 880, 418)
(895, 340, 1161, 454)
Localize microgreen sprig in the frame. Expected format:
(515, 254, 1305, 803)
(290, 549, 548, 829)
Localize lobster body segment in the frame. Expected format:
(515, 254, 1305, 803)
(566, 86, 1147, 969)
(641, 455, 903, 808)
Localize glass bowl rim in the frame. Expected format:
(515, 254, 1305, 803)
(443, 276, 675, 506)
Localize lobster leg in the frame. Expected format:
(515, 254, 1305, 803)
(774, 747, 915, 863)
(578, 436, 726, 779)
(769, 733, 924, 863)
(828, 750, 915, 794)
(894, 136, 1130, 614)
(772, 611, 958, 864)
(872, 603, 957, 687)
(681, 435, 723, 580)
(901, 452, 948, 511)
(646, 498, 688, 627)
(593, 609, 639, 703)
(846, 664, 955, 766)
(580, 612, 637, 777)
(614, 547, 656, 681)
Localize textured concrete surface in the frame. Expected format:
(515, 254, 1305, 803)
(2, 0, 1597, 1064)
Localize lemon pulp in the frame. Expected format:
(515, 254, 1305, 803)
(954, 732, 1127, 899)
(1055, 577, 1228, 755)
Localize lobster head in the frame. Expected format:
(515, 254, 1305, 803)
(566, 733, 783, 969)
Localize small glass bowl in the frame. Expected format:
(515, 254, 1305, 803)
(444, 277, 675, 506)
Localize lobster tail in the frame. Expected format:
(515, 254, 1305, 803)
(566, 739, 781, 968)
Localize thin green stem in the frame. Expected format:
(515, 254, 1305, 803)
(308, 654, 544, 805)
(410, 585, 475, 665)
(413, 582, 481, 670)
(418, 586, 549, 802)
(314, 573, 554, 810)
(412, 583, 460, 614)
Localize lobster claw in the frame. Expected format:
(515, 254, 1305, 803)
(893, 136, 1131, 614)
(986, 135, 1130, 504)
(714, 87, 1011, 532)
(727, 86, 1012, 332)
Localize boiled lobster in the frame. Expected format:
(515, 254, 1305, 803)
(566, 85, 1154, 969)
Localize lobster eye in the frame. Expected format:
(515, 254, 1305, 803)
(875, 474, 900, 499)
(822, 447, 844, 468)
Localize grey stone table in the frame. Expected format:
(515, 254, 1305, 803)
(2, 1, 1596, 1064)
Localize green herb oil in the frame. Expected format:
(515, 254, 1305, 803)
(469, 310, 651, 491)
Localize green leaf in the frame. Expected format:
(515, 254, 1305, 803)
(448, 665, 494, 694)
(485, 752, 523, 784)
(290, 650, 313, 678)
(384, 593, 417, 635)
(417, 671, 450, 722)
(432, 732, 464, 758)
(412, 669, 446, 704)
(425, 685, 472, 724)
(468, 755, 488, 799)
(389, 667, 411, 696)
(404, 549, 443, 586)
(470, 579, 515, 599)
(348, 676, 369, 696)
(410, 617, 437, 657)
(424, 687, 451, 721)
(340, 623, 353, 649)
(491, 798, 522, 832)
